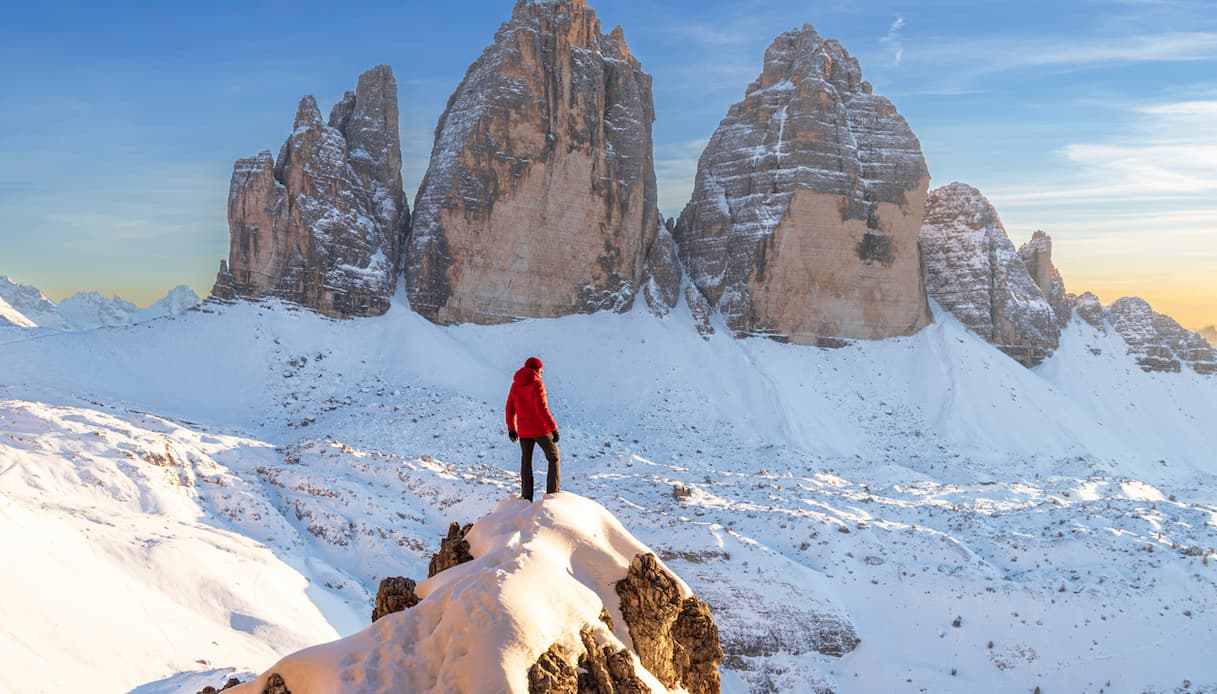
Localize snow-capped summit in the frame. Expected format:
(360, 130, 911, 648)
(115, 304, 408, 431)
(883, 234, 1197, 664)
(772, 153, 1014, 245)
(57, 291, 139, 330)
(135, 284, 201, 322)
(0, 275, 68, 329)
(228, 494, 722, 694)
(0, 276, 200, 330)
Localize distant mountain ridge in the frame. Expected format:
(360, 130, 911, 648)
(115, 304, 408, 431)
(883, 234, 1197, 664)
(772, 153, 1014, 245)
(0, 276, 199, 331)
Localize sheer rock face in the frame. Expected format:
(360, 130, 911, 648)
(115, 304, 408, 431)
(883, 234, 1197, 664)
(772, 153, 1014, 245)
(920, 183, 1060, 366)
(1108, 297, 1217, 375)
(407, 0, 660, 324)
(673, 25, 930, 344)
(212, 65, 408, 318)
(1018, 231, 1069, 327)
(615, 553, 723, 694)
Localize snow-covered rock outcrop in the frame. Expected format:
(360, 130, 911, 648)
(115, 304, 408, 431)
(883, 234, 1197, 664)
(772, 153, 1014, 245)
(920, 183, 1061, 366)
(407, 0, 665, 325)
(212, 65, 409, 318)
(673, 24, 931, 344)
(1108, 296, 1217, 375)
(229, 494, 723, 694)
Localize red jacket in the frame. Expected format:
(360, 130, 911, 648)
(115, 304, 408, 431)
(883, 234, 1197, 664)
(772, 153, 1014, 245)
(505, 367, 558, 439)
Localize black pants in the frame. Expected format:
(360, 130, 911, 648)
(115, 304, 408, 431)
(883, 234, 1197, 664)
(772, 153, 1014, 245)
(520, 434, 560, 501)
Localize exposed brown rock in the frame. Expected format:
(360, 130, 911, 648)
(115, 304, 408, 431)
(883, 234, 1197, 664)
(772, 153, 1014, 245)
(615, 553, 723, 694)
(920, 183, 1060, 366)
(371, 576, 420, 622)
(576, 626, 650, 694)
(1018, 230, 1070, 327)
(674, 25, 931, 344)
(195, 676, 242, 694)
(529, 644, 579, 694)
(408, 0, 661, 324)
(263, 673, 291, 694)
(428, 522, 474, 577)
(213, 65, 408, 318)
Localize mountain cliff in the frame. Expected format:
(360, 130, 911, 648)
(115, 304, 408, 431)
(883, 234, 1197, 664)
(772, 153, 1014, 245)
(1108, 297, 1217, 375)
(673, 24, 931, 344)
(919, 183, 1060, 366)
(406, 0, 662, 324)
(212, 65, 408, 318)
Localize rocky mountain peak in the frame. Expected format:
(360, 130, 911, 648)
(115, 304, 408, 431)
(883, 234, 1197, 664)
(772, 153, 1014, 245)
(1018, 230, 1069, 326)
(212, 65, 408, 318)
(1108, 297, 1217, 375)
(407, 0, 663, 324)
(673, 24, 930, 344)
(919, 183, 1061, 366)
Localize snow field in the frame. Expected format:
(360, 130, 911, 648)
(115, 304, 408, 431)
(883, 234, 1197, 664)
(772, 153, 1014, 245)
(1, 295, 1215, 692)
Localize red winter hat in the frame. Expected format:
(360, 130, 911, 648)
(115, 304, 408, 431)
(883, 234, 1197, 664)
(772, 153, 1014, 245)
(524, 356, 543, 370)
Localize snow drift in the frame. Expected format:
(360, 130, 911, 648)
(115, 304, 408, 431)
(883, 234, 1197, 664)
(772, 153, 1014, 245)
(228, 493, 721, 694)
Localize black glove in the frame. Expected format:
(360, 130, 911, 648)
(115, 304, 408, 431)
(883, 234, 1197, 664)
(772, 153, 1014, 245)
(551, 429, 560, 443)
(509, 430, 519, 443)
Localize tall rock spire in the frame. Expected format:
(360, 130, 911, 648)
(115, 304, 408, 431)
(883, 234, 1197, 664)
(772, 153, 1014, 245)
(212, 65, 408, 317)
(674, 25, 931, 344)
(406, 0, 665, 324)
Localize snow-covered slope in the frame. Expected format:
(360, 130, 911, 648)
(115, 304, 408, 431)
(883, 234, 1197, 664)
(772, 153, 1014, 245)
(2, 296, 1216, 693)
(0, 295, 36, 327)
(0, 275, 68, 329)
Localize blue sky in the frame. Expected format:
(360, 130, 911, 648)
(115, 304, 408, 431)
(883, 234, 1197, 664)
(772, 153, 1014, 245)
(1, 0, 1214, 327)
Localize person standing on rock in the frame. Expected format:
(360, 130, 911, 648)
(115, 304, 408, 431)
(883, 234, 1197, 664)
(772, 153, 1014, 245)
(505, 356, 561, 502)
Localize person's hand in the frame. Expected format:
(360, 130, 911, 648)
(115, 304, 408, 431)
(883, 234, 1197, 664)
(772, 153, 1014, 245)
(551, 429, 560, 443)
(509, 430, 519, 443)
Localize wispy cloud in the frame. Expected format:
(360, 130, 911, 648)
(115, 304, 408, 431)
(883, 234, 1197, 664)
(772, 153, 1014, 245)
(910, 31, 1217, 83)
(880, 17, 905, 66)
(992, 98, 1217, 207)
